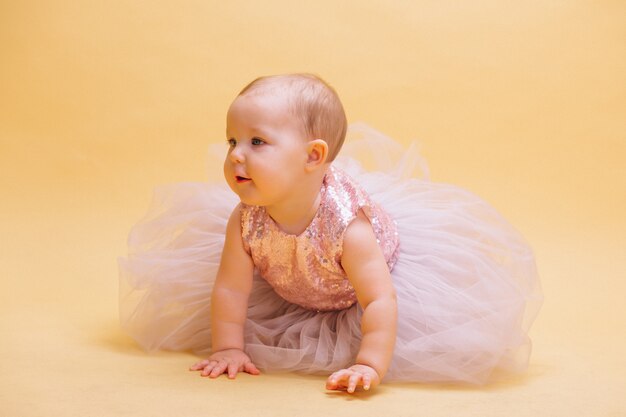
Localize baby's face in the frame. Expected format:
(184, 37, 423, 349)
(224, 92, 310, 207)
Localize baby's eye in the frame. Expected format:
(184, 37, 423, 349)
(227, 138, 237, 147)
(251, 137, 265, 146)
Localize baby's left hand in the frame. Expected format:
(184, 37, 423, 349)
(326, 364, 380, 393)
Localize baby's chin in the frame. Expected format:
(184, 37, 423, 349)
(226, 185, 262, 206)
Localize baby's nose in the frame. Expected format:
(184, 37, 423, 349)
(229, 147, 245, 163)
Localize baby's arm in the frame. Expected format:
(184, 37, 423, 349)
(189, 203, 259, 379)
(326, 211, 398, 393)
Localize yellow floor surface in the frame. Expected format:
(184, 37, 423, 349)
(1, 1, 625, 416)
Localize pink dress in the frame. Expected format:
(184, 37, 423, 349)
(240, 165, 398, 312)
(118, 123, 542, 384)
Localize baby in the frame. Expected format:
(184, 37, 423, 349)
(189, 74, 398, 393)
(120, 73, 541, 393)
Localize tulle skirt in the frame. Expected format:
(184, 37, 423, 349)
(118, 123, 542, 384)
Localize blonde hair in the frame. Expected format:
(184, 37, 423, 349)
(238, 73, 347, 162)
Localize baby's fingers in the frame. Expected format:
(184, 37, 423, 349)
(326, 369, 352, 390)
(326, 369, 370, 393)
(199, 360, 218, 376)
(347, 372, 363, 393)
(189, 359, 210, 371)
(208, 360, 228, 378)
(243, 361, 261, 375)
(227, 362, 239, 379)
(361, 373, 372, 391)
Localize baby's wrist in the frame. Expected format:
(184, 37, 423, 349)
(211, 345, 244, 354)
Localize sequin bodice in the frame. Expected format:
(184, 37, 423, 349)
(240, 166, 399, 311)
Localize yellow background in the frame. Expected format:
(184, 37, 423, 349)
(1, 1, 624, 416)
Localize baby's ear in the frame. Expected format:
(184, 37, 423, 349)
(305, 139, 328, 170)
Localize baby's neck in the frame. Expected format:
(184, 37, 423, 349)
(268, 192, 321, 235)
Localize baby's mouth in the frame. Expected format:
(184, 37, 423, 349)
(236, 176, 251, 183)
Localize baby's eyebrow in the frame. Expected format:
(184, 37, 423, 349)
(248, 125, 273, 135)
(225, 124, 273, 141)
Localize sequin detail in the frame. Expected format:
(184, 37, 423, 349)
(240, 166, 399, 311)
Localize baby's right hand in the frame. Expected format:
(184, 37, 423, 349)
(189, 348, 260, 379)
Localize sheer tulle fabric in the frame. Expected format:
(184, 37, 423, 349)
(118, 123, 542, 384)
